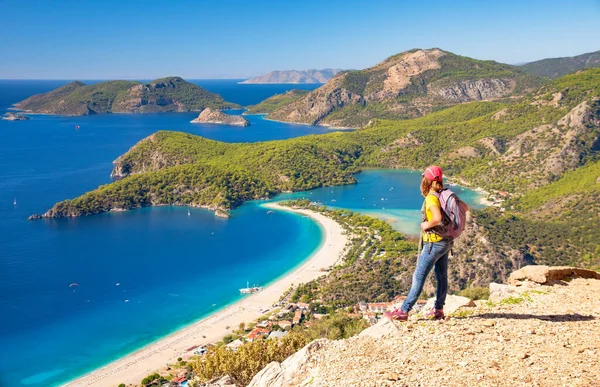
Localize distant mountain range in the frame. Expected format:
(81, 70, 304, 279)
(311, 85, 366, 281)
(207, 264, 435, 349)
(240, 69, 343, 84)
(15, 77, 238, 116)
(518, 50, 600, 79)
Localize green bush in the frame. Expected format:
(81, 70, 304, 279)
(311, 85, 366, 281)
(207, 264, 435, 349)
(458, 287, 490, 300)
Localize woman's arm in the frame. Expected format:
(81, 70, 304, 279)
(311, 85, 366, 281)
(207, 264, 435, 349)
(420, 204, 442, 231)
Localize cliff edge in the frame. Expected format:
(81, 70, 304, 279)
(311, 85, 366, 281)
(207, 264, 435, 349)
(248, 266, 600, 386)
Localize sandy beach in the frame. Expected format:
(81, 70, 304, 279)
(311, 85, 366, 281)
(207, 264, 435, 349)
(63, 203, 347, 387)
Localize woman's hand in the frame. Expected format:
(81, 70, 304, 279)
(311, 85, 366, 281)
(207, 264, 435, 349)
(420, 221, 430, 231)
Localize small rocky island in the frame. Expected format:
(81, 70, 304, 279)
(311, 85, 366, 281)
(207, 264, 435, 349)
(191, 108, 250, 126)
(2, 112, 30, 121)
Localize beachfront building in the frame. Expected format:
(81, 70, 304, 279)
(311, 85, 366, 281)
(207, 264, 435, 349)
(357, 301, 368, 312)
(247, 327, 271, 342)
(256, 320, 273, 328)
(367, 302, 393, 314)
(171, 376, 187, 386)
(277, 320, 292, 329)
(363, 311, 378, 325)
(292, 310, 303, 326)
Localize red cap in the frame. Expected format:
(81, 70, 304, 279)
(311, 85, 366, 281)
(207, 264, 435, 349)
(422, 165, 443, 182)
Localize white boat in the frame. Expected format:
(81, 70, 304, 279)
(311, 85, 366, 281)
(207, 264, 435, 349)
(239, 281, 263, 294)
(188, 206, 191, 216)
(13, 197, 16, 205)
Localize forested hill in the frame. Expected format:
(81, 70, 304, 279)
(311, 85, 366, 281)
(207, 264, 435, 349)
(33, 69, 600, 273)
(265, 48, 542, 128)
(519, 50, 600, 79)
(14, 77, 237, 116)
(245, 89, 310, 114)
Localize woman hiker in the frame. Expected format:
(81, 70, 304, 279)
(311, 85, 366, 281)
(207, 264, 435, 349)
(384, 165, 468, 321)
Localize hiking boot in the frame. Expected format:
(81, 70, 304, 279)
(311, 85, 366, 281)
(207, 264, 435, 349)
(425, 308, 445, 320)
(383, 309, 408, 321)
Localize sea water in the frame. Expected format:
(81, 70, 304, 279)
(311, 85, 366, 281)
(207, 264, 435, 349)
(0, 80, 483, 387)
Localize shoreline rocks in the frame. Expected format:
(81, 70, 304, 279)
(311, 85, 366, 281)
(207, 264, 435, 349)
(2, 112, 30, 121)
(191, 108, 250, 126)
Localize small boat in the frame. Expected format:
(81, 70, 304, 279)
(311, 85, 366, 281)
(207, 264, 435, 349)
(188, 206, 191, 216)
(239, 281, 263, 294)
(13, 197, 16, 205)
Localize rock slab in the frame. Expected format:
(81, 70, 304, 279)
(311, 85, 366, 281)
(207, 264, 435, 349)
(247, 339, 327, 387)
(420, 294, 476, 315)
(191, 108, 250, 126)
(508, 265, 600, 285)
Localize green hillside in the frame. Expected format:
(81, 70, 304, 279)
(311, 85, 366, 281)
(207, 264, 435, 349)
(245, 90, 310, 114)
(520, 50, 600, 79)
(15, 77, 237, 115)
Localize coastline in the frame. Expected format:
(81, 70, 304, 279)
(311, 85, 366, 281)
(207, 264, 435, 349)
(62, 202, 347, 387)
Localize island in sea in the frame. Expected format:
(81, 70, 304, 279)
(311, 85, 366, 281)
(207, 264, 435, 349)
(191, 107, 250, 126)
(13, 76, 238, 116)
(240, 68, 343, 84)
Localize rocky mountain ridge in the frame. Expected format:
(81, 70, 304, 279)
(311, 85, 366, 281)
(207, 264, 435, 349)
(267, 48, 540, 127)
(240, 69, 342, 84)
(244, 266, 600, 387)
(14, 77, 237, 116)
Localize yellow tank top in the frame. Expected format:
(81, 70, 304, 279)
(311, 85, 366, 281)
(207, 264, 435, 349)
(423, 194, 443, 243)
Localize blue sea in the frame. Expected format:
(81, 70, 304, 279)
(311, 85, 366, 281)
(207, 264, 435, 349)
(0, 80, 483, 387)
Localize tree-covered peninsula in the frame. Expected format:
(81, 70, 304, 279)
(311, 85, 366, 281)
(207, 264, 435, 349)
(14, 77, 238, 115)
(33, 69, 600, 272)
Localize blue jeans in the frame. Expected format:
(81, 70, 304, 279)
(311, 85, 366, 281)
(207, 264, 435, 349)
(401, 240, 452, 313)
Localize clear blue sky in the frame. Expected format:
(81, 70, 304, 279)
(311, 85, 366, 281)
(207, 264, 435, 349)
(1, 0, 598, 79)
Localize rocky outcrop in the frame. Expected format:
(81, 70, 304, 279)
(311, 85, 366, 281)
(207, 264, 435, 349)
(2, 112, 30, 120)
(508, 265, 600, 285)
(247, 340, 328, 387)
(497, 98, 600, 188)
(191, 108, 250, 126)
(249, 269, 600, 386)
(241, 69, 342, 84)
(269, 78, 364, 126)
(428, 78, 516, 102)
